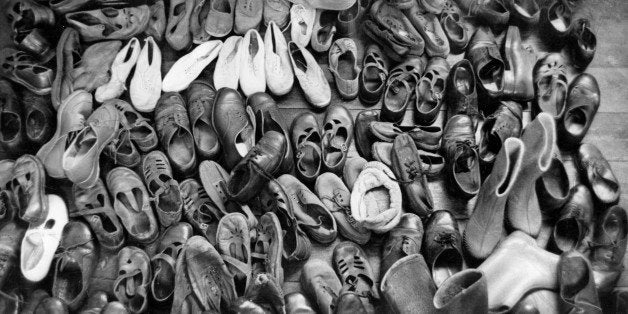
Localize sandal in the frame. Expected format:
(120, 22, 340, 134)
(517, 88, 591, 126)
(332, 242, 375, 300)
(141, 150, 183, 228)
(107, 99, 158, 153)
(358, 44, 389, 106)
(71, 179, 125, 251)
(322, 105, 354, 173)
(113, 246, 151, 313)
(217, 212, 252, 296)
(180, 178, 223, 244)
(151, 222, 193, 303)
(10, 154, 46, 223)
(0, 48, 53, 95)
(252, 212, 284, 284)
(290, 112, 323, 184)
(416, 57, 449, 125)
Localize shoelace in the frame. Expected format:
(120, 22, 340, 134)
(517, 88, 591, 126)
(54, 237, 94, 270)
(320, 193, 360, 228)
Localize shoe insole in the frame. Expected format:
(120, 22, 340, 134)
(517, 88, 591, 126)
(363, 187, 391, 216)
(444, 17, 464, 40)
(565, 108, 586, 134)
(170, 129, 195, 167)
(363, 66, 384, 92)
(455, 67, 472, 95)
(385, 80, 409, 111)
(26, 110, 45, 139)
(55, 259, 83, 301)
(550, 5, 570, 32)
(297, 145, 321, 177)
(158, 183, 181, 213)
(194, 121, 218, 153)
(337, 51, 358, 80)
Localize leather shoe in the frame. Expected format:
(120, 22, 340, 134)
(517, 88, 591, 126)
(533, 53, 568, 119)
(180, 178, 222, 244)
(577, 143, 619, 205)
(291, 112, 323, 184)
(332, 241, 375, 311)
(113, 246, 150, 313)
(465, 26, 504, 99)
(285, 292, 316, 314)
(391, 133, 434, 218)
(322, 105, 354, 173)
(212, 88, 255, 170)
(502, 25, 537, 101)
(10, 154, 47, 223)
(478, 101, 522, 170)
(424, 210, 463, 287)
(22, 90, 54, 146)
(300, 259, 342, 314)
(0, 221, 26, 289)
(558, 74, 600, 149)
(358, 44, 388, 106)
(151, 222, 193, 303)
(328, 38, 359, 99)
(0, 80, 27, 155)
(558, 250, 602, 313)
(454, 0, 509, 26)
(380, 213, 423, 280)
(440, 0, 469, 53)
(165, 0, 194, 50)
(540, 0, 572, 46)
(217, 212, 252, 296)
(66, 5, 150, 42)
(354, 110, 378, 159)
(343, 156, 367, 191)
(568, 18, 596, 70)
(445, 59, 478, 123)
(552, 184, 593, 253)
(370, 121, 442, 151)
(155, 92, 197, 175)
(227, 130, 286, 202)
(141, 150, 183, 227)
(404, 4, 450, 57)
(442, 115, 481, 198)
(536, 154, 570, 214)
(591, 205, 627, 293)
(505, 0, 539, 27)
(184, 80, 220, 160)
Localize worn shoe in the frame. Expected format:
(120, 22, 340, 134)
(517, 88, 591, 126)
(442, 115, 481, 198)
(106, 167, 159, 244)
(464, 138, 524, 262)
(381, 72, 413, 123)
(52, 221, 96, 311)
(0, 80, 26, 155)
(239, 29, 266, 97)
(205, 0, 237, 37)
(199, 160, 232, 214)
(66, 5, 150, 42)
(151, 222, 193, 303)
(0, 222, 26, 289)
(558, 74, 600, 149)
(381, 254, 436, 313)
(568, 19, 596, 70)
(351, 161, 402, 233)
(478, 101, 522, 170)
(552, 184, 593, 253)
(162, 40, 223, 92)
(63, 102, 119, 188)
(502, 26, 536, 101)
(155, 92, 197, 175)
(315, 173, 371, 244)
(373, 142, 445, 177)
(142, 150, 183, 227)
(228, 130, 286, 202)
(505, 0, 539, 27)
(289, 41, 331, 108)
(260, 180, 312, 262)
(130, 36, 162, 112)
(358, 44, 388, 106)
(95, 37, 141, 103)
(264, 0, 291, 27)
(310, 9, 337, 52)
(247, 92, 294, 174)
(18, 91, 54, 147)
(380, 213, 422, 279)
(21, 194, 68, 282)
(251, 212, 284, 283)
(290, 4, 315, 47)
(591, 205, 627, 292)
(11, 154, 47, 223)
(300, 259, 342, 314)
(108, 99, 158, 153)
(278, 174, 337, 243)
(506, 113, 556, 237)
(416, 57, 449, 125)
(212, 88, 255, 170)
(166, 0, 194, 50)
(354, 110, 378, 159)
(72, 179, 125, 251)
(180, 178, 222, 244)
(558, 250, 602, 313)
(243, 273, 285, 313)
(333, 242, 375, 311)
(577, 143, 619, 205)
(404, 5, 450, 57)
(265, 21, 294, 96)
(454, 0, 509, 26)
(217, 212, 252, 296)
(328, 38, 359, 99)
(285, 292, 315, 313)
(290, 112, 322, 183)
(215, 36, 243, 90)
(424, 210, 463, 287)
(370, 0, 425, 57)
(190, 0, 211, 44)
(533, 53, 568, 119)
(51, 28, 80, 109)
(322, 105, 353, 173)
(434, 269, 488, 313)
(478, 231, 559, 311)
(0, 47, 54, 95)
(113, 246, 151, 313)
(391, 133, 434, 218)
(184, 80, 220, 159)
(465, 26, 504, 98)
(440, 0, 469, 53)
(370, 121, 442, 151)
(185, 235, 237, 312)
(444, 59, 477, 122)
(146, 0, 166, 41)
(235, 0, 263, 34)
(70, 40, 122, 96)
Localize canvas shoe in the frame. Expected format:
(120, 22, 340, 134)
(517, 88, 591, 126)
(289, 41, 331, 108)
(290, 4, 315, 47)
(214, 36, 243, 90)
(162, 40, 223, 92)
(264, 21, 294, 96)
(95, 37, 141, 103)
(130, 36, 162, 112)
(239, 29, 266, 96)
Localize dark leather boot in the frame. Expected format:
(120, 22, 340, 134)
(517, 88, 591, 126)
(507, 112, 556, 237)
(433, 269, 488, 314)
(464, 137, 524, 262)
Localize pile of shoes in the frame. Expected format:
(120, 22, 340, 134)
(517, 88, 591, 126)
(0, 0, 625, 313)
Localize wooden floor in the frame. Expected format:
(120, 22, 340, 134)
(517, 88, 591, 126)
(1, 0, 627, 310)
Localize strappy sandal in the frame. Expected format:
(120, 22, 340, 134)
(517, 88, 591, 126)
(359, 44, 388, 106)
(180, 178, 223, 245)
(440, 0, 469, 53)
(12, 28, 54, 63)
(0, 48, 53, 95)
(291, 112, 323, 184)
(332, 242, 376, 300)
(416, 58, 449, 125)
(107, 99, 158, 153)
(252, 212, 284, 284)
(10, 154, 46, 223)
(113, 246, 151, 313)
(103, 128, 141, 168)
(259, 180, 312, 262)
(151, 222, 193, 303)
(71, 179, 125, 251)
(141, 150, 183, 228)
(217, 212, 252, 296)
(322, 105, 354, 173)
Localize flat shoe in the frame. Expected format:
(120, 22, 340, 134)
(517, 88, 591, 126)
(66, 5, 150, 42)
(322, 105, 354, 173)
(184, 80, 221, 159)
(10, 154, 47, 223)
(289, 41, 331, 108)
(141, 150, 183, 227)
(165, 0, 195, 50)
(130, 36, 162, 113)
(214, 36, 243, 90)
(290, 112, 323, 183)
(162, 40, 223, 92)
(113, 246, 151, 313)
(155, 92, 197, 175)
(205, 0, 237, 37)
(151, 222, 193, 303)
(0, 48, 53, 95)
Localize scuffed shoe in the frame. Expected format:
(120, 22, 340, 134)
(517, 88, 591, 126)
(66, 5, 150, 42)
(165, 0, 195, 50)
(235, 0, 264, 34)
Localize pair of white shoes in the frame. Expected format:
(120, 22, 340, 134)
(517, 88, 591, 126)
(96, 37, 162, 113)
(214, 22, 295, 97)
(21, 194, 69, 282)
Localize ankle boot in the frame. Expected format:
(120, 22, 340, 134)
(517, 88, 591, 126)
(433, 269, 487, 313)
(464, 137, 525, 263)
(478, 231, 559, 312)
(507, 112, 556, 237)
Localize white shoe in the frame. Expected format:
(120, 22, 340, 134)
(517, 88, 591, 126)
(95, 37, 141, 103)
(289, 41, 331, 108)
(265, 21, 294, 96)
(239, 29, 266, 97)
(130, 36, 162, 113)
(214, 35, 243, 90)
(20, 194, 69, 282)
(162, 40, 223, 92)
(290, 3, 315, 48)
